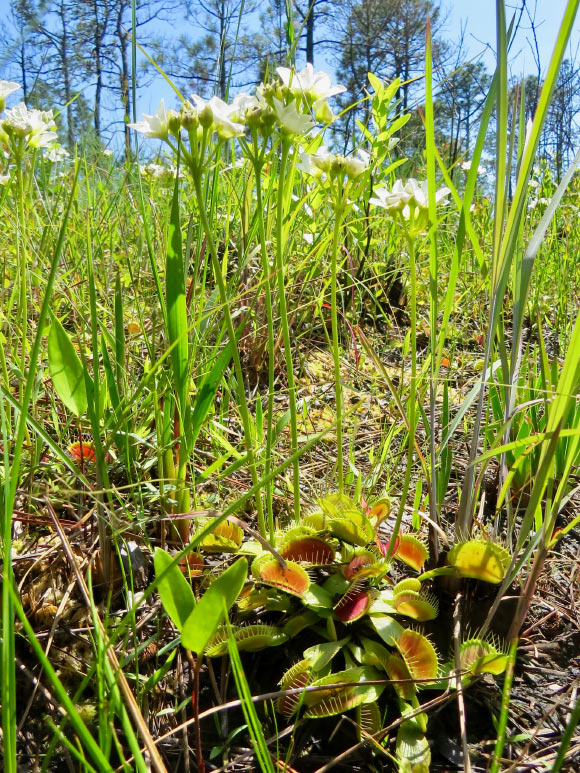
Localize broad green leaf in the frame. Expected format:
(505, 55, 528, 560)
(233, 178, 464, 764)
(190, 340, 234, 448)
(301, 583, 334, 612)
(154, 548, 196, 631)
(48, 316, 92, 417)
(181, 557, 248, 653)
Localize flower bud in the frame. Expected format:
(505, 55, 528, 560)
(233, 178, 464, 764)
(259, 108, 277, 137)
(245, 106, 263, 131)
(198, 104, 214, 129)
(314, 99, 333, 124)
(180, 101, 199, 131)
(167, 109, 181, 136)
(330, 156, 347, 179)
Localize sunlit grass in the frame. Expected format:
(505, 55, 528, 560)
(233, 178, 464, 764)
(1, 1, 580, 768)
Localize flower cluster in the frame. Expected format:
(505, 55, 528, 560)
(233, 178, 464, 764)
(140, 161, 182, 182)
(370, 178, 451, 235)
(298, 146, 370, 182)
(460, 160, 486, 175)
(0, 81, 64, 164)
(129, 63, 346, 147)
(2, 102, 58, 150)
(277, 63, 346, 123)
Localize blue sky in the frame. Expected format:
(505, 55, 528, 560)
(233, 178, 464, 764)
(443, 0, 578, 74)
(134, 0, 578, 111)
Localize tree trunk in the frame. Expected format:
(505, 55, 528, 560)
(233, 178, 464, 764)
(92, 0, 105, 138)
(116, 3, 131, 159)
(218, 0, 226, 99)
(58, 2, 74, 147)
(305, 1, 314, 64)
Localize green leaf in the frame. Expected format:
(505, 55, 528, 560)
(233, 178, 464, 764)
(369, 614, 404, 647)
(48, 316, 92, 417)
(367, 71, 383, 93)
(190, 340, 234, 448)
(303, 637, 350, 672)
(181, 557, 248, 653)
(153, 548, 196, 631)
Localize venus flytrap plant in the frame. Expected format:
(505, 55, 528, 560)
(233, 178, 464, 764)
(153, 491, 444, 770)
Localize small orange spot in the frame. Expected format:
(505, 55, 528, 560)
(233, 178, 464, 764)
(68, 441, 112, 464)
(179, 552, 204, 578)
(68, 441, 97, 462)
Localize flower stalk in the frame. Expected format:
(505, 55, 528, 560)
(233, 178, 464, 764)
(276, 137, 301, 521)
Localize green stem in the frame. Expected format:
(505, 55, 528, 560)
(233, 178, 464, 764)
(330, 183, 345, 492)
(489, 639, 518, 773)
(252, 147, 276, 542)
(275, 138, 301, 520)
(16, 148, 27, 407)
(190, 165, 266, 538)
(389, 233, 417, 556)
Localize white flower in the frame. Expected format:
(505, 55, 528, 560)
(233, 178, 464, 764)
(299, 147, 369, 181)
(528, 197, 549, 209)
(404, 178, 450, 208)
(140, 162, 181, 180)
(103, 148, 113, 157)
(404, 178, 428, 207)
(3, 102, 40, 136)
(272, 97, 315, 136)
(343, 149, 370, 179)
(2, 103, 58, 148)
(0, 173, 11, 185)
(129, 99, 171, 140)
(0, 81, 20, 109)
(461, 160, 485, 175)
(528, 179, 540, 189)
(371, 178, 450, 224)
(310, 146, 334, 173)
(44, 145, 69, 163)
(277, 63, 346, 102)
(370, 180, 413, 211)
(297, 151, 324, 178)
(230, 92, 259, 121)
(0, 81, 20, 99)
(190, 94, 245, 139)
